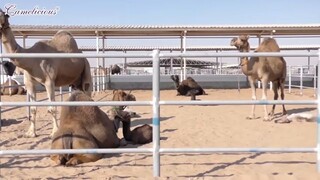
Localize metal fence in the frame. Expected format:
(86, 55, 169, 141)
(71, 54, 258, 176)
(0, 50, 319, 177)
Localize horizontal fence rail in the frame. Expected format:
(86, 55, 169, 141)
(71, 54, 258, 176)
(0, 50, 319, 177)
(0, 100, 317, 107)
(0, 51, 318, 59)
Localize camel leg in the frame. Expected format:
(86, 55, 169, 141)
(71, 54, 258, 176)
(24, 77, 37, 138)
(261, 79, 270, 121)
(247, 77, 257, 119)
(280, 82, 287, 115)
(269, 81, 279, 119)
(44, 81, 59, 137)
(65, 133, 102, 166)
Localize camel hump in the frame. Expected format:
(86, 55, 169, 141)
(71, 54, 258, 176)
(51, 30, 80, 53)
(257, 38, 280, 52)
(68, 90, 92, 102)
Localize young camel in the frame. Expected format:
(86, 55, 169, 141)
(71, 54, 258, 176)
(230, 35, 287, 121)
(51, 91, 152, 166)
(0, 10, 92, 137)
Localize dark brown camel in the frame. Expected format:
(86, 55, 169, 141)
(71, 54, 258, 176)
(111, 64, 121, 75)
(50, 91, 152, 166)
(170, 75, 207, 100)
(230, 35, 287, 121)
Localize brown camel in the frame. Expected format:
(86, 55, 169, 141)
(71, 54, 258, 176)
(121, 115, 152, 144)
(230, 35, 287, 121)
(109, 89, 137, 130)
(0, 10, 93, 137)
(170, 75, 207, 100)
(50, 91, 152, 166)
(1, 78, 26, 95)
(110, 90, 151, 144)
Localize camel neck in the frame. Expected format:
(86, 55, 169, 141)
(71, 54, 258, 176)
(2, 27, 22, 53)
(122, 120, 132, 141)
(1, 27, 33, 71)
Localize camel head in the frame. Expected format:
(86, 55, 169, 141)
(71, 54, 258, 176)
(112, 89, 136, 110)
(0, 9, 10, 32)
(230, 35, 250, 51)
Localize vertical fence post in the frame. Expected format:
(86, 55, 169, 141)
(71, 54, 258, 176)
(314, 65, 317, 97)
(289, 65, 292, 93)
(152, 49, 160, 177)
(317, 49, 320, 172)
(300, 66, 303, 95)
(0, 40, 2, 131)
(60, 87, 63, 102)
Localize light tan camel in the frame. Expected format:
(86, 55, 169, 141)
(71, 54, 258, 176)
(0, 10, 93, 137)
(230, 35, 287, 121)
(93, 65, 109, 76)
(1, 78, 26, 95)
(51, 91, 152, 166)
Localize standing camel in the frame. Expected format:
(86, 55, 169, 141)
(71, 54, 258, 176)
(0, 10, 92, 137)
(230, 35, 287, 121)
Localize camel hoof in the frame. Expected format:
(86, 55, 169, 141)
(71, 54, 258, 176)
(275, 116, 292, 124)
(65, 158, 81, 166)
(23, 132, 37, 138)
(246, 116, 258, 120)
(120, 138, 128, 146)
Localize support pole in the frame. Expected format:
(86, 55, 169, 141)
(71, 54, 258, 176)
(95, 32, 100, 92)
(182, 31, 187, 80)
(0, 39, 2, 130)
(317, 48, 320, 172)
(152, 50, 160, 177)
(289, 65, 292, 93)
(123, 51, 127, 75)
(300, 66, 303, 95)
(102, 36, 106, 90)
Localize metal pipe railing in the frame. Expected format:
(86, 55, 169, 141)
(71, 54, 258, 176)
(0, 50, 319, 178)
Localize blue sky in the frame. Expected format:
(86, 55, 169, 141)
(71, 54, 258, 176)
(2, 0, 320, 25)
(1, 0, 320, 66)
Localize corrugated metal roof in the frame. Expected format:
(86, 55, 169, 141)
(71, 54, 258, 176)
(11, 24, 320, 37)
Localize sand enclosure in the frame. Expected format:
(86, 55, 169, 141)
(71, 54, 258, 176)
(1, 88, 320, 179)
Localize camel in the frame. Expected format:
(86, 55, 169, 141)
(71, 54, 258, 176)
(111, 64, 121, 75)
(170, 75, 207, 100)
(93, 65, 109, 76)
(0, 10, 93, 137)
(109, 89, 137, 124)
(230, 35, 287, 121)
(50, 91, 152, 166)
(1, 78, 26, 95)
(2, 61, 16, 76)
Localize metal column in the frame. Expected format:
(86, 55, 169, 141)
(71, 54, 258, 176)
(182, 31, 187, 80)
(95, 32, 100, 92)
(152, 50, 160, 177)
(317, 48, 320, 172)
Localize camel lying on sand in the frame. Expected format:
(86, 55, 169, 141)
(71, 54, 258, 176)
(1, 78, 26, 95)
(170, 75, 207, 100)
(51, 91, 152, 166)
(110, 90, 151, 144)
(230, 35, 287, 121)
(111, 64, 121, 75)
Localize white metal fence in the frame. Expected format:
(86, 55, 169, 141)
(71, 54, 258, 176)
(0, 50, 319, 177)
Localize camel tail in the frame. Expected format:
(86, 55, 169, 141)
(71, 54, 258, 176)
(82, 59, 93, 97)
(62, 132, 73, 161)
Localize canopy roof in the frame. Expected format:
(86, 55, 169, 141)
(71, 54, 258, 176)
(11, 24, 320, 37)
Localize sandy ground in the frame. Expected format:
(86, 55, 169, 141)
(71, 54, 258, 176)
(0, 87, 320, 179)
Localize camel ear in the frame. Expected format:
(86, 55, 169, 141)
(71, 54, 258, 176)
(240, 35, 249, 41)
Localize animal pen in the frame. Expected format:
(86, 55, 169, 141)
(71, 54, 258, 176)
(0, 50, 319, 177)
